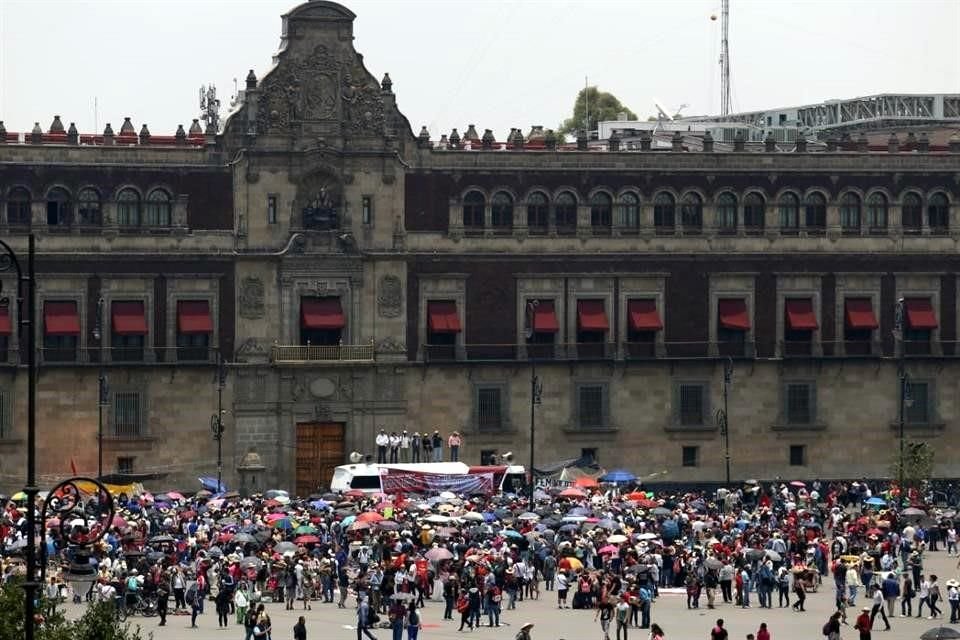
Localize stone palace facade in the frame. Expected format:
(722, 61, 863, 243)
(0, 1, 958, 493)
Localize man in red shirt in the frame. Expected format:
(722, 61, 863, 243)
(854, 606, 872, 640)
(710, 618, 728, 640)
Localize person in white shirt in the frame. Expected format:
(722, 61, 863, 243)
(399, 430, 411, 463)
(388, 432, 401, 463)
(375, 429, 389, 463)
(556, 570, 570, 608)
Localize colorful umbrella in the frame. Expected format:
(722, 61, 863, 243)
(356, 512, 384, 523)
(271, 517, 295, 530)
(294, 535, 320, 545)
(558, 487, 587, 498)
(598, 545, 619, 555)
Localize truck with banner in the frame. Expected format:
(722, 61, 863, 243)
(329, 461, 525, 495)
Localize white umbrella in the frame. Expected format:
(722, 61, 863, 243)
(607, 534, 628, 544)
(636, 532, 658, 540)
(438, 491, 456, 500)
(425, 514, 450, 524)
(461, 512, 484, 521)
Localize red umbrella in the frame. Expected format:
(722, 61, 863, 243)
(574, 477, 598, 488)
(295, 535, 320, 544)
(112, 515, 128, 528)
(344, 489, 366, 499)
(218, 533, 234, 543)
(558, 487, 586, 498)
(866, 528, 883, 536)
(790, 481, 806, 488)
(637, 499, 659, 509)
(357, 512, 384, 523)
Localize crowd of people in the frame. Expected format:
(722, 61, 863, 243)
(0, 478, 957, 639)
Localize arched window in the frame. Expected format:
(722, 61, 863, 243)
(46, 187, 71, 227)
(779, 192, 800, 232)
(743, 192, 765, 231)
(680, 192, 703, 231)
(491, 191, 513, 230)
(526, 191, 548, 233)
(145, 189, 172, 226)
(928, 192, 950, 232)
(902, 193, 922, 233)
(617, 192, 639, 230)
(590, 192, 612, 230)
(462, 190, 485, 229)
(716, 192, 737, 233)
(554, 191, 577, 233)
(77, 188, 102, 226)
(116, 188, 141, 226)
(7, 187, 31, 226)
(839, 192, 861, 233)
(866, 193, 887, 231)
(653, 192, 675, 232)
(804, 192, 826, 231)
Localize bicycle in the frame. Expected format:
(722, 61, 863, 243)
(119, 593, 158, 620)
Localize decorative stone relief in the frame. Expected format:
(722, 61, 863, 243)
(376, 336, 406, 353)
(238, 277, 265, 319)
(309, 377, 336, 399)
(235, 338, 267, 361)
(314, 403, 332, 421)
(257, 45, 340, 132)
(377, 275, 402, 318)
(291, 378, 307, 401)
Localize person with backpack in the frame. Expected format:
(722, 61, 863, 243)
(709, 618, 728, 640)
(456, 590, 471, 631)
(244, 606, 259, 640)
(823, 611, 842, 640)
(186, 580, 201, 628)
(406, 602, 422, 640)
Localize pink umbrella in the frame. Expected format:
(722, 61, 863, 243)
(598, 544, 619, 555)
(166, 492, 185, 501)
(264, 513, 286, 522)
(45, 518, 60, 528)
(111, 515, 127, 528)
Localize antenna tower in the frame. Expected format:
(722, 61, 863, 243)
(719, 0, 731, 116)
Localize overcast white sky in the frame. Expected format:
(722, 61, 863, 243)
(0, 0, 958, 140)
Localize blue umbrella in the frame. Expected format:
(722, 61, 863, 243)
(199, 476, 227, 492)
(600, 469, 636, 483)
(865, 496, 887, 506)
(502, 529, 524, 539)
(309, 500, 330, 510)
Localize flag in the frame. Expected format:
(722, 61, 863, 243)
(70, 458, 77, 476)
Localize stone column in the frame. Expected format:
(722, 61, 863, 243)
(639, 202, 655, 240)
(576, 204, 591, 238)
(448, 197, 463, 239)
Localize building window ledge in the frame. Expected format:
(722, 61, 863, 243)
(562, 426, 618, 436)
(663, 424, 716, 433)
(771, 423, 828, 432)
(888, 422, 945, 432)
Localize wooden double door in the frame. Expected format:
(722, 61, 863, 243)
(295, 422, 344, 497)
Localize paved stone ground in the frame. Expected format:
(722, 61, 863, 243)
(60, 549, 960, 640)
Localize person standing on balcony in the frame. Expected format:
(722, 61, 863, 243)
(431, 431, 443, 462)
(389, 432, 401, 463)
(448, 432, 462, 462)
(423, 433, 433, 462)
(410, 432, 421, 463)
(376, 429, 389, 463)
(400, 430, 411, 463)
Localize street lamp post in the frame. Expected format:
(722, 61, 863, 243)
(0, 235, 37, 639)
(894, 298, 911, 496)
(715, 357, 733, 486)
(210, 353, 227, 492)
(524, 300, 543, 505)
(93, 297, 107, 479)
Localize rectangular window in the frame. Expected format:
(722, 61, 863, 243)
(117, 457, 135, 474)
(678, 383, 706, 426)
(177, 300, 213, 361)
(581, 448, 597, 463)
(43, 334, 78, 362)
(480, 449, 498, 465)
(785, 382, 815, 425)
(476, 386, 504, 430)
(361, 196, 372, 225)
(113, 391, 143, 438)
(905, 381, 930, 424)
(682, 446, 699, 467)
(267, 195, 278, 224)
(577, 384, 607, 428)
(789, 445, 805, 466)
(0, 391, 10, 439)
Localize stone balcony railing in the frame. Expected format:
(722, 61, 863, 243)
(270, 341, 375, 364)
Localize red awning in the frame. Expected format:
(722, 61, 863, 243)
(177, 300, 213, 334)
(577, 300, 609, 331)
(301, 298, 346, 330)
(785, 299, 818, 331)
(112, 301, 147, 335)
(44, 301, 81, 336)
(627, 299, 663, 331)
(427, 301, 461, 333)
(718, 299, 750, 330)
(531, 300, 559, 333)
(904, 298, 938, 330)
(0, 305, 10, 336)
(844, 298, 879, 330)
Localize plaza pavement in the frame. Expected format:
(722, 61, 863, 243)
(60, 549, 960, 640)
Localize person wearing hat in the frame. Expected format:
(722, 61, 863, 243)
(410, 432, 421, 463)
(431, 431, 443, 462)
(389, 431, 401, 463)
(399, 430, 411, 463)
(447, 431, 462, 462)
(948, 578, 960, 623)
(868, 584, 890, 631)
(515, 622, 534, 640)
(854, 605, 872, 639)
